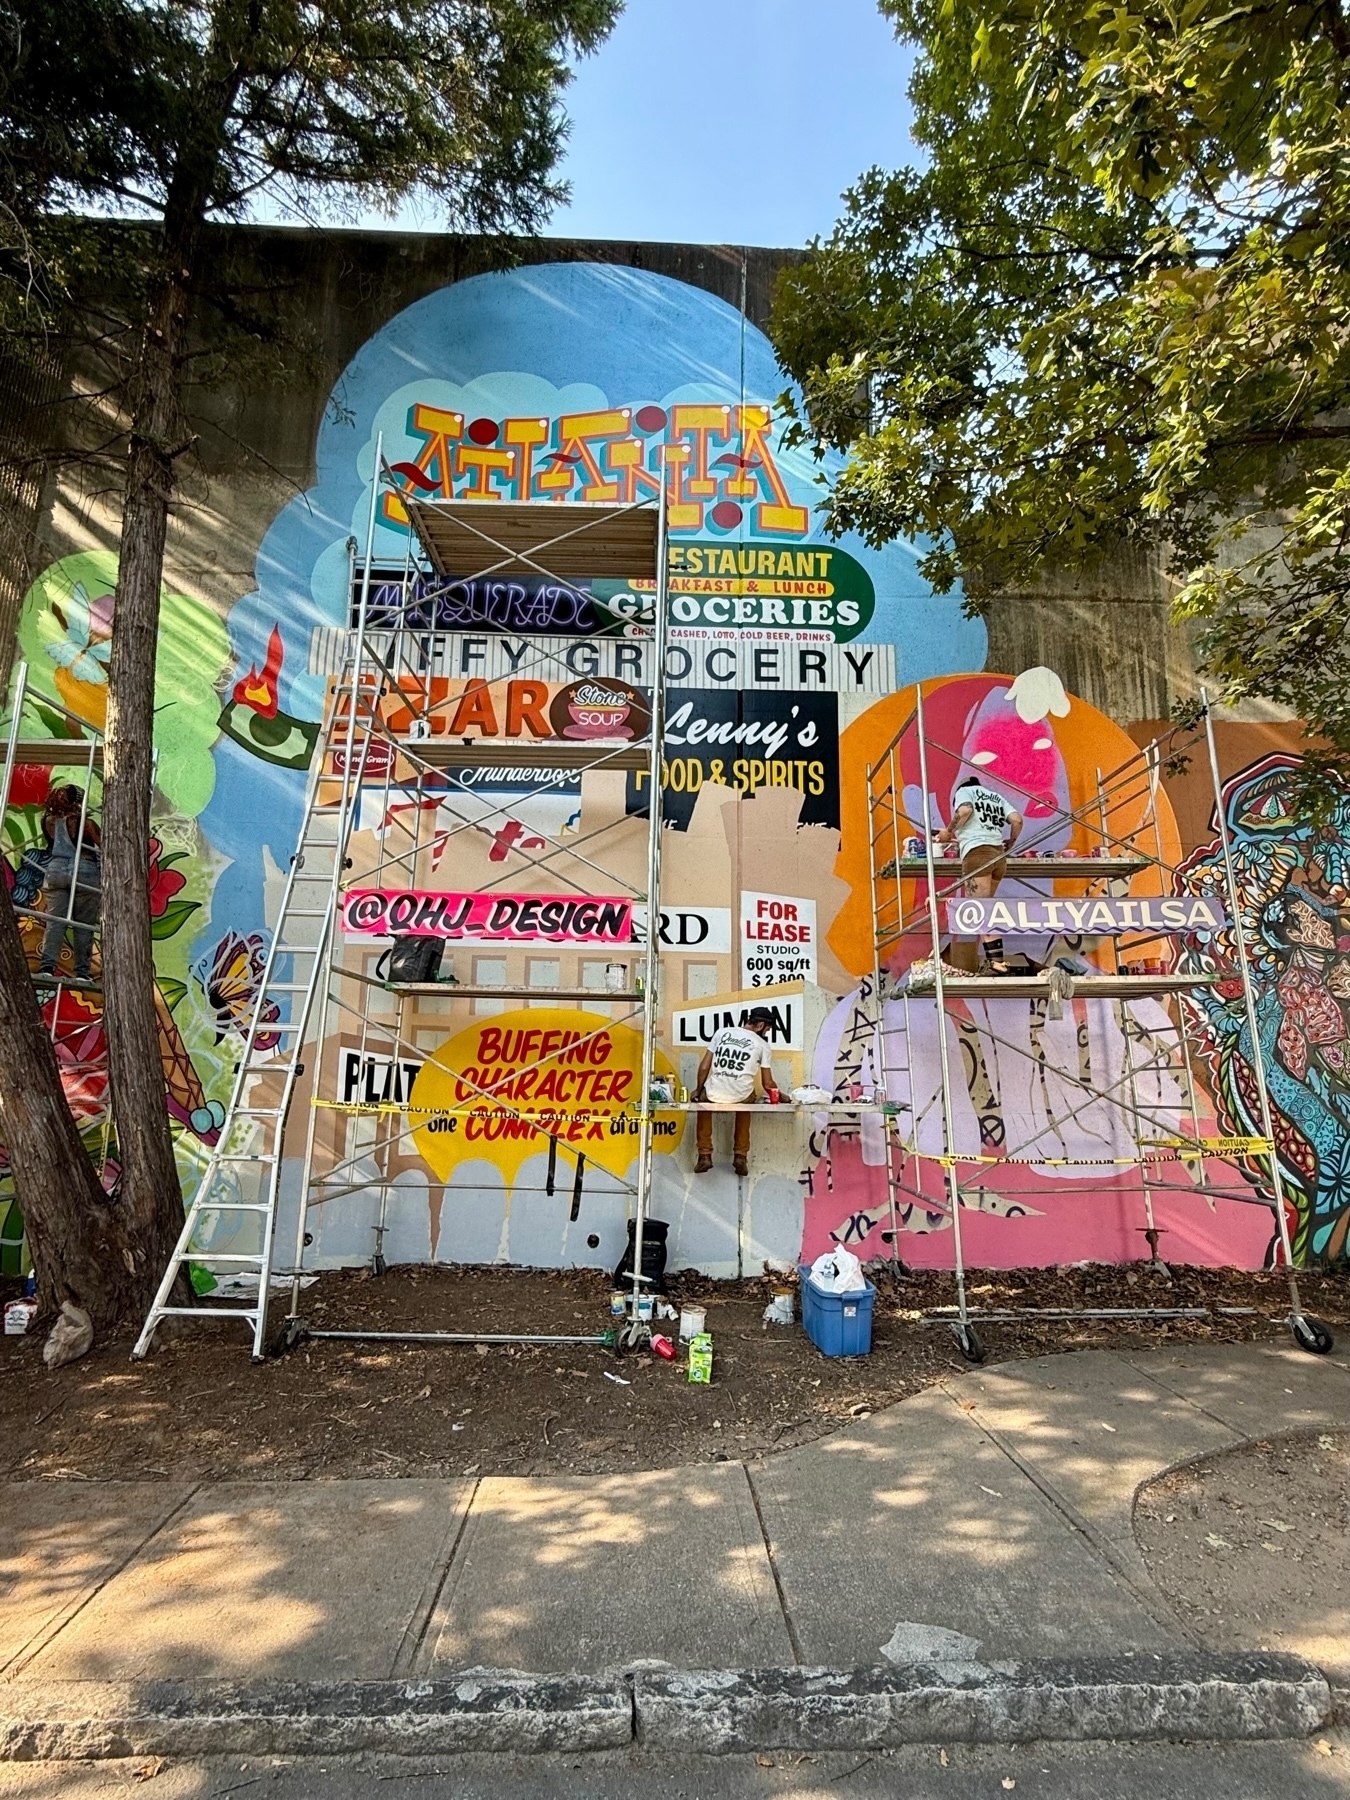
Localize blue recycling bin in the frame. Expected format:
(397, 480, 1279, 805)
(799, 1265, 876, 1357)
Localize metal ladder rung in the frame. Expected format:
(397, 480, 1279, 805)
(189, 1200, 276, 1213)
(215, 1152, 279, 1164)
(182, 1252, 266, 1265)
(153, 1305, 262, 1320)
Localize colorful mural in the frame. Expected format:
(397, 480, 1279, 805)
(4, 261, 1346, 1271)
(805, 675, 1271, 1272)
(1177, 754, 1350, 1265)
(2, 553, 234, 1205)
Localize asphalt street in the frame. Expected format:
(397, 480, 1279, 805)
(1, 1737, 1347, 1800)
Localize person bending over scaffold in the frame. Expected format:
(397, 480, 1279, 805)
(692, 1006, 781, 1177)
(36, 785, 102, 987)
(934, 774, 1023, 974)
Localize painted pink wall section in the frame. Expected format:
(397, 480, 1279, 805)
(801, 1135, 1273, 1269)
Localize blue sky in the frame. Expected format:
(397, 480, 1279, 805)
(549, 0, 917, 247)
(326, 1, 917, 247)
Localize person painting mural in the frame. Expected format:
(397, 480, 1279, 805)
(37, 785, 102, 986)
(936, 774, 1023, 973)
(692, 1007, 781, 1177)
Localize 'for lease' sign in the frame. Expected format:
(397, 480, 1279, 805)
(740, 892, 816, 988)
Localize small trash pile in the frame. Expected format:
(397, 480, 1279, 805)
(610, 1221, 879, 1386)
(799, 1248, 876, 1358)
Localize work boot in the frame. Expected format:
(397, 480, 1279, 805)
(694, 1153, 713, 1174)
(733, 1154, 748, 1178)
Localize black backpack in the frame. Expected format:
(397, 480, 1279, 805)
(376, 935, 445, 984)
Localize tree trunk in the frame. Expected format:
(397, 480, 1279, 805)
(101, 230, 199, 1320)
(0, 886, 138, 1334)
(99, 44, 251, 1324)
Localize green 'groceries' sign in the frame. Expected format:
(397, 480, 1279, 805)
(593, 540, 875, 643)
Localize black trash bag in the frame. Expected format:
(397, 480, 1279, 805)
(612, 1216, 669, 1294)
(376, 936, 445, 984)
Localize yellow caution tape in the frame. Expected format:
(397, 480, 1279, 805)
(1142, 1135, 1274, 1157)
(310, 1100, 1273, 1163)
(311, 1098, 646, 1124)
(311, 1098, 437, 1117)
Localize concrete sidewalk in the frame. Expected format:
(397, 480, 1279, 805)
(1, 1343, 1344, 1689)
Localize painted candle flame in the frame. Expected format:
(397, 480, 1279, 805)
(232, 625, 285, 718)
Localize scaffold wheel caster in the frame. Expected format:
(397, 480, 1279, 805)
(1291, 1315, 1335, 1356)
(953, 1322, 986, 1364)
(271, 1316, 307, 1358)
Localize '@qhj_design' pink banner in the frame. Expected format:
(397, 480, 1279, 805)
(341, 889, 633, 943)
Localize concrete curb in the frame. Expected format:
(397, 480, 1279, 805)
(633, 1655, 1332, 1752)
(0, 1655, 1330, 1759)
(0, 1674, 632, 1760)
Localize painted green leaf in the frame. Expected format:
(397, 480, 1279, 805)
(150, 898, 200, 940)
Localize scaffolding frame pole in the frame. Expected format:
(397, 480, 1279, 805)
(630, 467, 672, 1317)
(913, 684, 975, 1348)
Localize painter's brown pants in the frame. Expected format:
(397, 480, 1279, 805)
(697, 1107, 752, 1159)
(948, 845, 1008, 973)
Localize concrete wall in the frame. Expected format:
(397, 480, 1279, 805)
(8, 223, 1215, 734)
(7, 228, 798, 683)
(8, 225, 1336, 1273)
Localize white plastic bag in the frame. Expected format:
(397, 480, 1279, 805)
(808, 1247, 866, 1295)
(43, 1301, 93, 1370)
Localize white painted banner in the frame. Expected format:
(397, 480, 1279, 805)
(310, 627, 895, 693)
(944, 894, 1228, 937)
(339, 1049, 422, 1107)
(672, 994, 804, 1052)
(740, 891, 817, 987)
(631, 904, 733, 953)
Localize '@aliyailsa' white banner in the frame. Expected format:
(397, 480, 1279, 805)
(945, 894, 1228, 937)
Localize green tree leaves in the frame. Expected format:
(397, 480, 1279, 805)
(772, 0, 1350, 775)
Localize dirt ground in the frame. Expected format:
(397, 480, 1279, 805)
(1135, 1430, 1350, 1683)
(2, 1261, 1345, 1484)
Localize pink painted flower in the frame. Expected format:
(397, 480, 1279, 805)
(147, 839, 187, 917)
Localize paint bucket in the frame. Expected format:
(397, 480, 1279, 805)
(605, 962, 627, 993)
(636, 1293, 654, 1322)
(610, 1290, 627, 1319)
(679, 1304, 707, 1341)
(763, 1290, 795, 1327)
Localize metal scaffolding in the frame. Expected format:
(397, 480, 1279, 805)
(1, 671, 113, 1196)
(134, 448, 675, 1358)
(0, 669, 210, 1234)
(862, 682, 1335, 1362)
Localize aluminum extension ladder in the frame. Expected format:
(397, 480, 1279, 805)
(131, 681, 366, 1361)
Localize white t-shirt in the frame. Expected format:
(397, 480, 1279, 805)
(704, 1025, 773, 1103)
(952, 784, 1012, 856)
